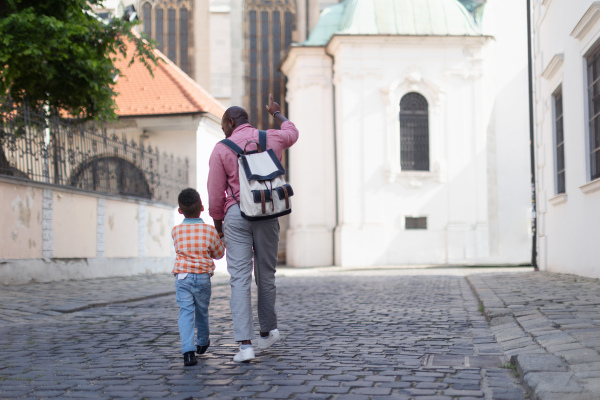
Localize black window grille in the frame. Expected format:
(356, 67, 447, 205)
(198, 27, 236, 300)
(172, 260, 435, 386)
(406, 217, 427, 230)
(167, 8, 176, 62)
(180, 7, 189, 74)
(143, 2, 152, 38)
(155, 7, 164, 53)
(587, 47, 600, 180)
(400, 92, 430, 171)
(554, 89, 565, 194)
(245, 2, 295, 129)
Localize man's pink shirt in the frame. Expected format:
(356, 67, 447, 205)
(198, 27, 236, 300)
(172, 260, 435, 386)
(207, 122, 299, 221)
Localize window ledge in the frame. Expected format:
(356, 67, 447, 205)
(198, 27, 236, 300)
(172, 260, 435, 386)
(571, 3, 600, 40)
(580, 178, 600, 194)
(385, 169, 441, 187)
(548, 193, 567, 206)
(542, 54, 564, 80)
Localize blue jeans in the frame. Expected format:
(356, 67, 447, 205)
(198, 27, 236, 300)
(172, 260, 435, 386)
(175, 273, 211, 354)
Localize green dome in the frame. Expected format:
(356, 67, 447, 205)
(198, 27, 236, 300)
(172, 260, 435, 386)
(304, 0, 481, 46)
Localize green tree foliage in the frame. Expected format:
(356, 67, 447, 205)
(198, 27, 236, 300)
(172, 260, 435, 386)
(0, 0, 159, 121)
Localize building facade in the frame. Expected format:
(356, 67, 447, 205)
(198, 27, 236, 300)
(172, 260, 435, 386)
(100, 0, 335, 122)
(282, 0, 533, 267)
(532, 0, 600, 278)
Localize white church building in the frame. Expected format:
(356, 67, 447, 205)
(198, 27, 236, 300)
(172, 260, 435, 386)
(282, 0, 533, 267)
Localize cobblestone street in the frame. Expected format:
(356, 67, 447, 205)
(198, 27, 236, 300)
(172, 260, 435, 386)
(0, 269, 528, 399)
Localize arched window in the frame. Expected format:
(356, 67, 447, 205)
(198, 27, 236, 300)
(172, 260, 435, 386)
(246, 0, 295, 128)
(70, 156, 151, 199)
(179, 7, 189, 74)
(142, 2, 152, 38)
(155, 7, 164, 53)
(400, 92, 429, 171)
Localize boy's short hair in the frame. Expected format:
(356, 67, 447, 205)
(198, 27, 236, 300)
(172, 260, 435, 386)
(178, 188, 202, 218)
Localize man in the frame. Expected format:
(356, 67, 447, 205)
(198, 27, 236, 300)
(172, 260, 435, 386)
(207, 94, 299, 362)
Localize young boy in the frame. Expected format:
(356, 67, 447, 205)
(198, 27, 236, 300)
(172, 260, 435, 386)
(172, 188, 225, 366)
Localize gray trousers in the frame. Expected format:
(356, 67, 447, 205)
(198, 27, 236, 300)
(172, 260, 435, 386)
(223, 204, 279, 342)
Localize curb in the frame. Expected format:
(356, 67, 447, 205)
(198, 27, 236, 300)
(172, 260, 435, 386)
(466, 275, 598, 400)
(49, 280, 231, 314)
(50, 291, 176, 313)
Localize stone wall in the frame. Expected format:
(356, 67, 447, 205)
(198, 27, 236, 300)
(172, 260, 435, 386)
(0, 177, 175, 285)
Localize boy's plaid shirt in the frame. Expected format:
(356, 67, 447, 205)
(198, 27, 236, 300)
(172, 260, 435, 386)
(171, 223, 225, 275)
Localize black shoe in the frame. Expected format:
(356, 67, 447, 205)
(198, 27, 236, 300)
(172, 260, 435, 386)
(197, 340, 210, 355)
(183, 351, 197, 366)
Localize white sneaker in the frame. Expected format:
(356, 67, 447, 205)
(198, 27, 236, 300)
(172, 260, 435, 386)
(233, 346, 255, 362)
(257, 329, 280, 350)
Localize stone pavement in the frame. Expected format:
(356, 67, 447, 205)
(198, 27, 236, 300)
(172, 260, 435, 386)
(468, 272, 600, 400)
(0, 266, 571, 400)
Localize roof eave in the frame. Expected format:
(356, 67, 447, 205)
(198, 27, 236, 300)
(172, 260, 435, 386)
(325, 33, 493, 53)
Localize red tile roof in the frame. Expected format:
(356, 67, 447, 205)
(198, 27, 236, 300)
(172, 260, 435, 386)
(113, 44, 225, 119)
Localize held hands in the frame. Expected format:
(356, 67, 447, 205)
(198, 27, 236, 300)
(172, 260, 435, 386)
(265, 94, 281, 116)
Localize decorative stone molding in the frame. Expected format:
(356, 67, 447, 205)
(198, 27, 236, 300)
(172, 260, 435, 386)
(288, 75, 332, 91)
(444, 69, 483, 81)
(333, 67, 381, 87)
(380, 69, 443, 185)
(571, 2, 600, 40)
(144, 0, 192, 8)
(139, 204, 146, 257)
(542, 54, 564, 80)
(580, 177, 600, 194)
(97, 198, 106, 257)
(42, 189, 53, 260)
(548, 193, 567, 206)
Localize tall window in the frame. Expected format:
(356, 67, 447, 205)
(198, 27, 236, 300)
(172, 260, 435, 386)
(249, 11, 258, 122)
(245, 0, 295, 128)
(139, 1, 193, 78)
(155, 7, 164, 53)
(167, 8, 177, 63)
(143, 2, 152, 38)
(554, 89, 565, 194)
(180, 7, 189, 74)
(400, 93, 430, 171)
(587, 47, 600, 180)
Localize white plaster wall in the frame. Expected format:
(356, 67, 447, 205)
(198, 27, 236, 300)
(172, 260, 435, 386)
(112, 114, 222, 201)
(209, 4, 232, 106)
(0, 183, 43, 259)
(533, 0, 600, 278)
(193, 0, 212, 89)
(0, 179, 175, 284)
(481, 0, 533, 265)
(52, 191, 97, 258)
(144, 205, 172, 257)
(104, 199, 140, 258)
(282, 47, 336, 267)
(229, 0, 245, 107)
(196, 116, 226, 218)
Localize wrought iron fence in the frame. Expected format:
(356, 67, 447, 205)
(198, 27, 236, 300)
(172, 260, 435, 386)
(0, 99, 188, 205)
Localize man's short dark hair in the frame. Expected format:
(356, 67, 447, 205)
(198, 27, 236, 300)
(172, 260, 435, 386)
(178, 188, 202, 218)
(225, 106, 249, 126)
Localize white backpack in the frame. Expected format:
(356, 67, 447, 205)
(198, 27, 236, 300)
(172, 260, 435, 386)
(221, 130, 293, 221)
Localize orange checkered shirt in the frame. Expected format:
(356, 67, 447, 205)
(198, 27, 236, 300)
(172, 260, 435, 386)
(171, 220, 225, 275)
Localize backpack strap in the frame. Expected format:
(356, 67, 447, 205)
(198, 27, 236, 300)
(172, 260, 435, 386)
(220, 138, 243, 155)
(258, 130, 267, 153)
